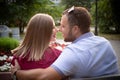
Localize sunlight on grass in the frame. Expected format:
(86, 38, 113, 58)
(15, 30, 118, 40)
(21, 32, 120, 40)
(56, 32, 63, 39)
(99, 33, 120, 40)
(56, 32, 120, 40)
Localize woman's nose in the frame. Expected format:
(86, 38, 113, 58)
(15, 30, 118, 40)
(54, 27, 59, 32)
(56, 28, 60, 32)
(58, 26, 61, 32)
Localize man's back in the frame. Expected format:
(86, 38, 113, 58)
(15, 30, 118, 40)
(52, 32, 119, 79)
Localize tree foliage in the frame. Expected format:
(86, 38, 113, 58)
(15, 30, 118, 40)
(0, 0, 64, 33)
(61, 0, 93, 10)
(110, 0, 120, 33)
(91, 0, 120, 34)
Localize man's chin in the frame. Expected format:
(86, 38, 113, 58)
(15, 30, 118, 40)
(64, 37, 76, 42)
(64, 39, 72, 42)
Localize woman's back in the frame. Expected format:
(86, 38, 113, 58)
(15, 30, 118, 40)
(12, 47, 61, 70)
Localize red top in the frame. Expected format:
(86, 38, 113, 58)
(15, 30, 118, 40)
(11, 47, 61, 70)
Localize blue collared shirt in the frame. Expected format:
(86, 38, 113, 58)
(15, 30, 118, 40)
(51, 32, 119, 79)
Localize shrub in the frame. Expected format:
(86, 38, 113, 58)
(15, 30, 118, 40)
(0, 37, 19, 72)
(0, 37, 19, 52)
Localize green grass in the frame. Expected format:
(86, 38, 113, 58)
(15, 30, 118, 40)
(56, 32, 120, 40)
(56, 32, 63, 39)
(21, 32, 120, 40)
(99, 33, 120, 40)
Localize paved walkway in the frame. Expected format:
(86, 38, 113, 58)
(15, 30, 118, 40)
(109, 40, 120, 69)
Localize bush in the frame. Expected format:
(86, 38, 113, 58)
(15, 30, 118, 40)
(0, 37, 19, 52)
(0, 37, 19, 72)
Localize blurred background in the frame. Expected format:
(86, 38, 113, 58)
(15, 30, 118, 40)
(0, 0, 120, 72)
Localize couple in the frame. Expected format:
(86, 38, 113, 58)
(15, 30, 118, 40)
(11, 6, 119, 80)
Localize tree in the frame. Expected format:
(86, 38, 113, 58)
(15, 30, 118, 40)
(91, 0, 120, 34)
(0, 0, 64, 33)
(11, 0, 54, 33)
(61, 0, 93, 10)
(110, 0, 120, 33)
(97, 0, 113, 33)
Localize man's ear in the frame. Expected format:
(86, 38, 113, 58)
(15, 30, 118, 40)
(72, 25, 80, 34)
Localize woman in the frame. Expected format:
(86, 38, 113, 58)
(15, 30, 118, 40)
(11, 13, 61, 70)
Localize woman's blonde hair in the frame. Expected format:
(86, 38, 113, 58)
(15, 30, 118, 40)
(12, 13, 55, 61)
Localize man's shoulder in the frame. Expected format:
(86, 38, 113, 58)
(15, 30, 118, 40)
(65, 36, 109, 51)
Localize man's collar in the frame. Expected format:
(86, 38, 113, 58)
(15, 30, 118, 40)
(73, 32, 95, 43)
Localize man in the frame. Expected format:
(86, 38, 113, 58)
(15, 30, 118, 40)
(11, 6, 119, 80)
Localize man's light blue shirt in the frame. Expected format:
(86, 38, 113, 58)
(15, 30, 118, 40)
(51, 32, 119, 79)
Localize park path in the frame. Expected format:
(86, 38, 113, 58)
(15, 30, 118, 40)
(109, 40, 120, 69)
